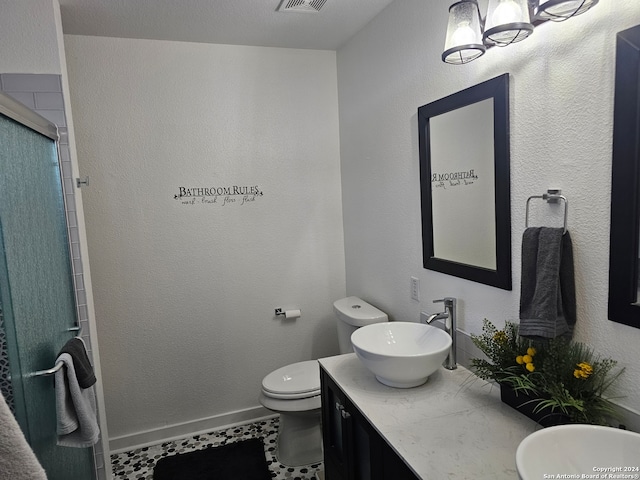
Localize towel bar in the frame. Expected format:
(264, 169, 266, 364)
(525, 189, 568, 234)
(30, 361, 64, 378)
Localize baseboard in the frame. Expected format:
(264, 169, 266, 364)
(109, 406, 274, 453)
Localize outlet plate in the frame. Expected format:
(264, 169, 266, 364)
(410, 276, 420, 302)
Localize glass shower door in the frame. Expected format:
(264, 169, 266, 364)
(0, 109, 93, 479)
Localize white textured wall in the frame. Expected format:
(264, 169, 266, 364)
(0, 0, 61, 74)
(64, 36, 345, 440)
(338, 0, 640, 415)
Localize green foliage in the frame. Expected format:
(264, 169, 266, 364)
(470, 319, 624, 425)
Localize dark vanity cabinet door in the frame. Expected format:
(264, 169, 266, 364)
(320, 367, 419, 480)
(321, 369, 352, 480)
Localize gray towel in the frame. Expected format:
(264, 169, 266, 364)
(519, 227, 576, 339)
(55, 353, 100, 448)
(0, 391, 48, 480)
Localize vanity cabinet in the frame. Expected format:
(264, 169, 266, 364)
(320, 367, 419, 480)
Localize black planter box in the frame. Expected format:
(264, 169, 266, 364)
(499, 384, 570, 427)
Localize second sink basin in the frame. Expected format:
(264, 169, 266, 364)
(350, 321, 451, 388)
(516, 424, 640, 480)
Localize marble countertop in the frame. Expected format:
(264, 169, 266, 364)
(319, 353, 539, 480)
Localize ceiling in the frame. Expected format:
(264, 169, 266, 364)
(58, 0, 397, 51)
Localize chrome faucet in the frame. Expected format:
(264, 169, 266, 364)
(421, 297, 457, 370)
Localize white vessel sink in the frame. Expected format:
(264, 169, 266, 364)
(350, 321, 451, 388)
(516, 424, 640, 480)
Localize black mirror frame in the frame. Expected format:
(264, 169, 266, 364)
(418, 73, 512, 290)
(608, 24, 640, 329)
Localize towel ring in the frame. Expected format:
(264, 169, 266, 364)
(525, 190, 568, 234)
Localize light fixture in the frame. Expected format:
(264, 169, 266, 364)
(443, 1, 486, 65)
(535, 0, 599, 22)
(442, 0, 599, 64)
(483, 0, 534, 46)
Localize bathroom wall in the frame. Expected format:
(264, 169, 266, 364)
(0, 1, 112, 477)
(0, 0, 61, 74)
(337, 0, 640, 422)
(63, 35, 345, 448)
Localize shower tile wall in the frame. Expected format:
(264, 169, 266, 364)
(0, 73, 106, 480)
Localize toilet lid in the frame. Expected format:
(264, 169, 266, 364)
(262, 360, 320, 398)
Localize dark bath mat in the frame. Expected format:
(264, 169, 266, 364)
(153, 437, 271, 480)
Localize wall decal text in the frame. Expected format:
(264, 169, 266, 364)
(174, 185, 264, 206)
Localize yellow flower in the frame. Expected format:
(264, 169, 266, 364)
(522, 354, 533, 364)
(516, 355, 524, 364)
(527, 347, 537, 357)
(526, 363, 535, 372)
(574, 362, 593, 379)
(578, 362, 593, 374)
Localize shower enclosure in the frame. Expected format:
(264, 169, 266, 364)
(0, 92, 93, 479)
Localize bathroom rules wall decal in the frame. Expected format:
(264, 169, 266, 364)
(173, 185, 264, 206)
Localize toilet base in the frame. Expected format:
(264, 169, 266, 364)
(276, 409, 323, 467)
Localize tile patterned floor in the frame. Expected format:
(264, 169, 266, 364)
(111, 416, 323, 480)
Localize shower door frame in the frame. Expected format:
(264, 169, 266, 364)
(0, 91, 59, 141)
(0, 90, 94, 479)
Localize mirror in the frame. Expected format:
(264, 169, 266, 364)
(608, 24, 640, 329)
(418, 74, 512, 290)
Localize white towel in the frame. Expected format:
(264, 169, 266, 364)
(0, 391, 48, 479)
(54, 353, 100, 448)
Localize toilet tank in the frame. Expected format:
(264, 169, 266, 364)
(333, 296, 388, 354)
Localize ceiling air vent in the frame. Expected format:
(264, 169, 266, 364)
(277, 0, 328, 13)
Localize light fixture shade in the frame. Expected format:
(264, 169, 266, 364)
(535, 0, 599, 22)
(442, 1, 486, 64)
(483, 0, 534, 47)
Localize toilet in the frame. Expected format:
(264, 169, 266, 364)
(259, 296, 388, 466)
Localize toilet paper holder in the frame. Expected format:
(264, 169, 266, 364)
(275, 308, 301, 319)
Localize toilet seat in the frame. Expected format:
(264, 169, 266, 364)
(261, 360, 320, 400)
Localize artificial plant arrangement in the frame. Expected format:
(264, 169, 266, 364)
(470, 319, 624, 426)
